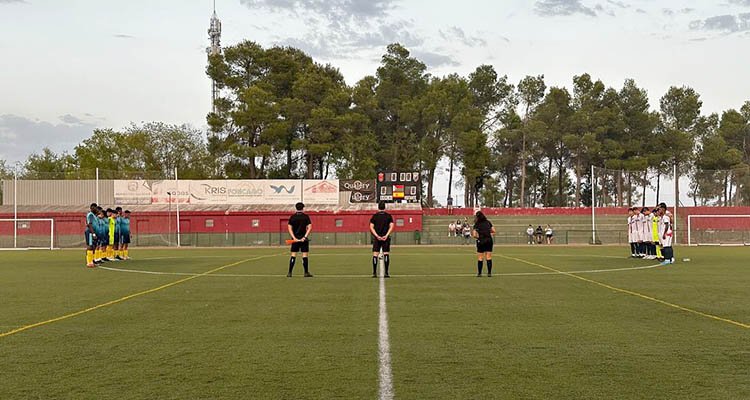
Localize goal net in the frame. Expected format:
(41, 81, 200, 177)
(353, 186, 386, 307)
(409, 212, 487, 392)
(0, 219, 55, 250)
(687, 215, 750, 246)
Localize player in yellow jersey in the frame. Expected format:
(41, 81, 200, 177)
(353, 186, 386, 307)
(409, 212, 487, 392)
(651, 207, 663, 261)
(107, 208, 116, 260)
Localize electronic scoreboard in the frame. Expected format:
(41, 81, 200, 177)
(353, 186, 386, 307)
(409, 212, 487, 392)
(376, 171, 421, 203)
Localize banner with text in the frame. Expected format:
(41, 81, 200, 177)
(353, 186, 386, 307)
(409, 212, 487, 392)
(115, 179, 312, 205)
(302, 180, 340, 204)
(339, 180, 377, 203)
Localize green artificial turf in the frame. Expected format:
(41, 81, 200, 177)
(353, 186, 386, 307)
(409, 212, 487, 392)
(0, 246, 748, 399)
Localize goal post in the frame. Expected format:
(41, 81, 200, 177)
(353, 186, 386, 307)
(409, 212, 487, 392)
(0, 218, 55, 250)
(687, 215, 750, 246)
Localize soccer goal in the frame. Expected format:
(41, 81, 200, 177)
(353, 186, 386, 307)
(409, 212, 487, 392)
(687, 215, 750, 246)
(0, 219, 55, 250)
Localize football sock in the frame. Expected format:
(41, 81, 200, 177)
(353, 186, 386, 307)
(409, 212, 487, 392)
(302, 257, 309, 273)
(372, 256, 378, 275)
(477, 260, 483, 275)
(124, 249, 129, 258)
(487, 259, 493, 275)
(384, 254, 390, 275)
(288, 256, 296, 274)
(86, 250, 94, 265)
(630, 243, 635, 255)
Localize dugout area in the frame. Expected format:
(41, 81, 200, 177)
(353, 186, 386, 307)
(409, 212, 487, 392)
(1, 246, 748, 399)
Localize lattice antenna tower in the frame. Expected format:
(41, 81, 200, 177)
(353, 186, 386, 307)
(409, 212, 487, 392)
(207, 0, 222, 119)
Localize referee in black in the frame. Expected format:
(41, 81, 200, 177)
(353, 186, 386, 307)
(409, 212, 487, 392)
(369, 201, 394, 278)
(287, 202, 313, 277)
(472, 211, 496, 277)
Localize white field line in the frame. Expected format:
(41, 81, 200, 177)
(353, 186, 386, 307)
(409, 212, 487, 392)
(134, 253, 633, 261)
(99, 263, 663, 278)
(378, 256, 394, 400)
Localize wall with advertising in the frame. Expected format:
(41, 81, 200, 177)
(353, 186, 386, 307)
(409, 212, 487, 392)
(114, 179, 339, 205)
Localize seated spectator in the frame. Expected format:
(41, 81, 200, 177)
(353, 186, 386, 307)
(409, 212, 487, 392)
(448, 222, 456, 237)
(545, 224, 554, 244)
(535, 225, 544, 244)
(462, 223, 472, 244)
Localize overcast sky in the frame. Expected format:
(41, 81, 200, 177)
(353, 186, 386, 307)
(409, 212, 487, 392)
(1, 0, 749, 202)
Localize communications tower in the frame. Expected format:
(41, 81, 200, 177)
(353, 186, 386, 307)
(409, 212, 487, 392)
(207, 1, 222, 115)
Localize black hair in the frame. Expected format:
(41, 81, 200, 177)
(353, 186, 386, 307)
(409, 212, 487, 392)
(659, 202, 667, 209)
(295, 202, 304, 211)
(90, 203, 98, 208)
(475, 211, 487, 224)
(378, 201, 386, 210)
(124, 210, 131, 214)
(115, 207, 123, 212)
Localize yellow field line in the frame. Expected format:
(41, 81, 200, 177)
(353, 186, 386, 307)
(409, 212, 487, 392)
(0, 254, 279, 339)
(498, 254, 750, 330)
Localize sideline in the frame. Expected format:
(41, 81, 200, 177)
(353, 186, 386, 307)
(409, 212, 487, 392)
(498, 254, 750, 330)
(0, 254, 279, 339)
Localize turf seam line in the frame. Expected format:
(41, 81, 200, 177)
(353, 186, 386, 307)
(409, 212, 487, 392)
(498, 255, 750, 330)
(0, 254, 279, 339)
(378, 257, 394, 400)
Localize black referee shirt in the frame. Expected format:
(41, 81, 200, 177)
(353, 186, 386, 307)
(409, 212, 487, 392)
(370, 211, 394, 237)
(473, 220, 493, 240)
(288, 212, 311, 239)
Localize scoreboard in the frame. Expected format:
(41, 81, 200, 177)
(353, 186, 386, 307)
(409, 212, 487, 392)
(377, 171, 421, 203)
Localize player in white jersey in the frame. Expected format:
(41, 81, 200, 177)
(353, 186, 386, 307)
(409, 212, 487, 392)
(658, 203, 674, 265)
(633, 208, 644, 258)
(627, 208, 637, 257)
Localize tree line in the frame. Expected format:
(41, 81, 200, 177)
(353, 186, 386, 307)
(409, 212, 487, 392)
(3, 42, 750, 207)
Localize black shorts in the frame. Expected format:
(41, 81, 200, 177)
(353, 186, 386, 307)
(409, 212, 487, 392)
(476, 238, 493, 253)
(372, 238, 391, 253)
(121, 233, 131, 244)
(290, 240, 310, 253)
(114, 234, 120, 246)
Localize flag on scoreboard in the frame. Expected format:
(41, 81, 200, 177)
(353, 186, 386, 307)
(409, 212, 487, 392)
(393, 185, 405, 199)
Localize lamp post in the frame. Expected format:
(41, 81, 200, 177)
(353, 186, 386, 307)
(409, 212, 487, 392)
(13, 162, 19, 248)
(167, 191, 173, 246)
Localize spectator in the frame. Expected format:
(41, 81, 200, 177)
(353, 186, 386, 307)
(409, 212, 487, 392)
(535, 225, 544, 244)
(462, 223, 472, 244)
(545, 224, 554, 244)
(526, 225, 534, 245)
(455, 219, 463, 237)
(448, 222, 456, 237)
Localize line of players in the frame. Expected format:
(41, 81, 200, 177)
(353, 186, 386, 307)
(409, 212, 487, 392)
(627, 202, 674, 265)
(84, 203, 131, 268)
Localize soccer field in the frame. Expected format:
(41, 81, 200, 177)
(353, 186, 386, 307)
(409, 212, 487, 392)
(1, 246, 748, 399)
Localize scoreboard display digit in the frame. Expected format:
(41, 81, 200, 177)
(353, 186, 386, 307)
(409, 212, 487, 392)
(377, 171, 421, 203)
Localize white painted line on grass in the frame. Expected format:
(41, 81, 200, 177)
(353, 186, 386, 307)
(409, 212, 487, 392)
(99, 263, 663, 278)
(378, 258, 394, 400)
